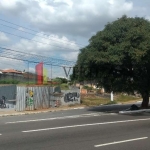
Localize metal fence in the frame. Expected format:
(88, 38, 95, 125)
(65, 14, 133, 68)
(15, 86, 80, 111)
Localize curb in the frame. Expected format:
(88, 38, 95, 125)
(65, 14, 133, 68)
(0, 107, 86, 117)
(119, 109, 150, 114)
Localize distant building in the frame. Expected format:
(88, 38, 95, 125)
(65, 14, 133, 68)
(0, 69, 36, 83)
(23, 72, 37, 80)
(1, 69, 22, 75)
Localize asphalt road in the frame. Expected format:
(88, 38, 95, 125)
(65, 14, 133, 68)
(0, 104, 150, 150)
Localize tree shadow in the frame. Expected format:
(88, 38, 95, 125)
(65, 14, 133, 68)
(87, 103, 141, 113)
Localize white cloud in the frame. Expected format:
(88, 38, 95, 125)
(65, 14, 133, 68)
(1, 0, 143, 77)
(18, 27, 25, 31)
(0, 32, 9, 43)
(0, 0, 18, 9)
(28, 66, 35, 73)
(61, 51, 78, 61)
(0, 0, 27, 15)
(0, 57, 25, 71)
(0, 0, 133, 37)
(108, 0, 133, 17)
(10, 32, 80, 61)
(146, 16, 150, 21)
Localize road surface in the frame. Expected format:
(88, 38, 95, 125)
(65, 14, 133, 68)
(0, 104, 150, 150)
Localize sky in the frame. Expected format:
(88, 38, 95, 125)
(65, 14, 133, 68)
(0, 0, 150, 78)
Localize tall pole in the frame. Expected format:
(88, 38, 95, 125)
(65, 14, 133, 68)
(28, 61, 29, 85)
(51, 64, 52, 86)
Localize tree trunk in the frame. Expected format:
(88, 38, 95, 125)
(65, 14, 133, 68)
(141, 92, 149, 109)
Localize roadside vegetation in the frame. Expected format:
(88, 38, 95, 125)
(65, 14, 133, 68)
(0, 77, 70, 89)
(0, 79, 19, 84)
(52, 77, 69, 90)
(60, 83, 69, 90)
(71, 15, 150, 108)
(81, 93, 141, 106)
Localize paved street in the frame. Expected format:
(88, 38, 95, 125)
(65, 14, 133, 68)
(0, 105, 150, 150)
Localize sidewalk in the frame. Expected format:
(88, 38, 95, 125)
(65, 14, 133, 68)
(0, 102, 150, 117)
(0, 106, 86, 117)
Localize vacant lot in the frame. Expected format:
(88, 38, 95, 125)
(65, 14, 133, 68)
(81, 93, 141, 106)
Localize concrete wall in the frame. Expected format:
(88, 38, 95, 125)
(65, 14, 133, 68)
(61, 89, 80, 105)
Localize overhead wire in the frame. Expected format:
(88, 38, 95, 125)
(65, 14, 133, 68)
(0, 46, 76, 63)
(0, 19, 88, 69)
(0, 46, 76, 67)
(0, 23, 83, 49)
(0, 18, 85, 47)
(0, 29, 79, 52)
(0, 59, 23, 68)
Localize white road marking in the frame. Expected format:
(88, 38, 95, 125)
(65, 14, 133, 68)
(73, 107, 85, 109)
(22, 118, 150, 133)
(0, 134, 2, 135)
(94, 137, 148, 147)
(6, 113, 116, 124)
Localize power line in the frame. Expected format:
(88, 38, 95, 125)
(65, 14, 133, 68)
(0, 29, 79, 52)
(0, 46, 76, 63)
(0, 23, 83, 49)
(0, 59, 22, 68)
(0, 56, 70, 70)
(0, 18, 85, 47)
(0, 46, 76, 67)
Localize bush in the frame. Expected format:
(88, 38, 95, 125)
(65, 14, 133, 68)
(83, 86, 93, 90)
(0, 80, 19, 84)
(60, 83, 69, 90)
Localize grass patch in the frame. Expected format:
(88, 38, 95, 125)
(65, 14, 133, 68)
(81, 94, 141, 106)
(105, 101, 117, 105)
(115, 94, 141, 102)
(81, 97, 110, 106)
(60, 83, 69, 90)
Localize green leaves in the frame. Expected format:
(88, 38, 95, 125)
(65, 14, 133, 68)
(73, 16, 150, 97)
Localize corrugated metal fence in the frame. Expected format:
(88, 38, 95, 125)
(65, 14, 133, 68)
(16, 86, 52, 111)
(16, 86, 80, 111)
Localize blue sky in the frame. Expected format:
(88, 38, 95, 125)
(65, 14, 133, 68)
(0, 0, 150, 78)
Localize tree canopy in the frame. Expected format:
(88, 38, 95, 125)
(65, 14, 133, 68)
(72, 15, 150, 108)
(52, 77, 68, 84)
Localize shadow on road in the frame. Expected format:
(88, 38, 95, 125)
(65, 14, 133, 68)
(87, 103, 150, 116)
(87, 103, 141, 114)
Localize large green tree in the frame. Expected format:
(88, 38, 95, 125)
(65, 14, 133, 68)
(73, 15, 150, 108)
